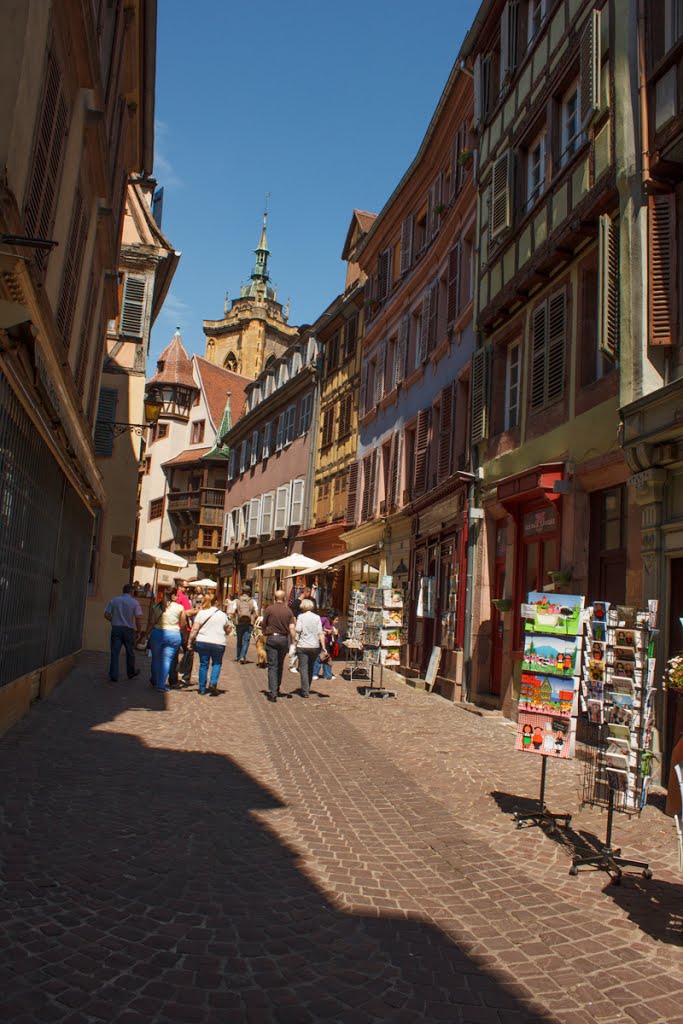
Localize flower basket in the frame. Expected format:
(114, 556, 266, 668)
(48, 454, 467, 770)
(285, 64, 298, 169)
(664, 653, 683, 692)
(491, 598, 512, 613)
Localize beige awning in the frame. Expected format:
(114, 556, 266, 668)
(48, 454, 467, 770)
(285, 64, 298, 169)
(319, 545, 378, 570)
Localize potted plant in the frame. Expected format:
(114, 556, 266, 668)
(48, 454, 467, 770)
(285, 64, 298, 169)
(458, 148, 474, 167)
(664, 653, 683, 787)
(434, 202, 447, 217)
(547, 569, 573, 586)
(491, 597, 512, 613)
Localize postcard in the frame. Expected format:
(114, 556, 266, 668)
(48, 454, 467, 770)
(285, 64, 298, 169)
(606, 752, 629, 771)
(613, 645, 637, 664)
(608, 675, 635, 696)
(587, 699, 603, 724)
(606, 768, 629, 792)
(607, 738, 630, 757)
(381, 647, 400, 666)
(515, 710, 572, 758)
(519, 672, 576, 718)
(587, 620, 606, 642)
(522, 633, 582, 678)
(383, 589, 404, 609)
(592, 602, 609, 622)
(366, 610, 383, 628)
(607, 722, 631, 742)
(380, 628, 402, 647)
(364, 587, 384, 608)
(616, 606, 637, 628)
(524, 592, 585, 636)
(605, 701, 634, 728)
(587, 659, 605, 682)
(382, 608, 403, 627)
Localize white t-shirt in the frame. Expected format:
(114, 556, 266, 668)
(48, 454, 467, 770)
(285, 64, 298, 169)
(193, 608, 230, 646)
(296, 611, 323, 649)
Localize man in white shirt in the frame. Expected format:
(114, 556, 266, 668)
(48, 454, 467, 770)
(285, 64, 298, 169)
(104, 584, 145, 682)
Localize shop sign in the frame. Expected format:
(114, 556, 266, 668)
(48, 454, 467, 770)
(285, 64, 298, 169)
(523, 506, 557, 538)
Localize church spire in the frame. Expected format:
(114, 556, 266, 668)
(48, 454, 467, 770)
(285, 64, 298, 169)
(251, 210, 270, 283)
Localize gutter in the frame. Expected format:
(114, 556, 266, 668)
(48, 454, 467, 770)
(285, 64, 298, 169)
(142, 0, 157, 176)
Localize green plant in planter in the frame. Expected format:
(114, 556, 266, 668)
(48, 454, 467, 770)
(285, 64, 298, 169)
(491, 597, 512, 613)
(547, 569, 573, 585)
(434, 202, 447, 216)
(457, 148, 474, 167)
(664, 653, 683, 690)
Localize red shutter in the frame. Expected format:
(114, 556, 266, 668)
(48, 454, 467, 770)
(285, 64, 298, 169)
(447, 242, 462, 324)
(346, 462, 359, 525)
(649, 193, 677, 346)
(413, 409, 432, 496)
(437, 384, 454, 483)
(360, 453, 373, 522)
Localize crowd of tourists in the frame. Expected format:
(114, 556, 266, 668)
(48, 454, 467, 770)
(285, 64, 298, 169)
(104, 581, 340, 701)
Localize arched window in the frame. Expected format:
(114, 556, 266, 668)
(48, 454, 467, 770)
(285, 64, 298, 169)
(224, 352, 237, 371)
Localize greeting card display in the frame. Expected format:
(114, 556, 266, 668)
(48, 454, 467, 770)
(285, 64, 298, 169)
(524, 592, 585, 636)
(382, 608, 403, 627)
(515, 711, 572, 758)
(522, 633, 582, 679)
(383, 589, 403, 609)
(381, 647, 400, 666)
(381, 628, 402, 647)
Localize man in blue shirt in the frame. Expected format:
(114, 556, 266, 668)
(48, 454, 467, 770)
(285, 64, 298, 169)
(104, 584, 145, 682)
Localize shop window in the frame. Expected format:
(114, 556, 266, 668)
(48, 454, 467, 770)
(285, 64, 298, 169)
(527, 0, 546, 46)
(589, 486, 627, 605)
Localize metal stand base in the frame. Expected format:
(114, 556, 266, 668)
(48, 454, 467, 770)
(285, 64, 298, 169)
(357, 662, 396, 700)
(569, 790, 652, 883)
(513, 757, 571, 834)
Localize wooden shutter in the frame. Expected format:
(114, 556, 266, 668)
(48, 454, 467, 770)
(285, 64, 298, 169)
(346, 461, 359, 525)
(260, 492, 274, 535)
(413, 409, 432, 496)
(290, 479, 305, 526)
(400, 215, 414, 274)
(395, 316, 409, 387)
(93, 387, 117, 456)
(598, 214, 619, 360)
(437, 383, 455, 483)
(360, 453, 373, 522)
(359, 358, 368, 415)
(24, 48, 69, 277)
(490, 151, 512, 240)
(120, 274, 146, 337)
(388, 430, 403, 511)
(428, 281, 439, 353)
(580, 8, 601, 127)
(345, 314, 358, 359)
(377, 248, 392, 301)
(418, 292, 431, 364)
(649, 193, 677, 346)
(471, 347, 489, 444)
(374, 340, 386, 404)
(530, 303, 547, 410)
(473, 53, 483, 128)
(274, 485, 289, 530)
(431, 172, 444, 238)
(75, 273, 96, 393)
(447, 242, 462, 325)
(547, 290, 566, 402)
(56, 186, 89, 346)
(500, 1, 519, 88)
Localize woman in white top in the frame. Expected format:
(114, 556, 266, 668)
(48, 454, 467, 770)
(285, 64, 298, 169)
(148, 588, 188, 692)
(188, 594, 231, 695)
(294, 598, 328, 698)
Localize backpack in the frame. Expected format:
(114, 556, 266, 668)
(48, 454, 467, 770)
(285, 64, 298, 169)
(236, 596, 254, 624)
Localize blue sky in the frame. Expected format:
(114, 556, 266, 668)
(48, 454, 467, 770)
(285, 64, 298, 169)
(150, 0, 481, 365)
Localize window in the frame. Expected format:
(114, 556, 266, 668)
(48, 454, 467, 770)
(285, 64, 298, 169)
(275, 412, 285, 451)
(262, 421, 272, 458)
(191, 420, 205, 444)
(526, 134, 545, 209)
(589, 486, 627, 605)
(149, 497, 164, 520)
(239, 440, 247, 474)
(228, 449, 237, 480)
(248, 497, 261, 539)
(650, 0, 683, 65)
(158, 423, 168, 440)
(93, 387, 117, 457)
(193, 391, 201, 407)
(142, 456, 151, 475)
(251, 429, 259, 466)
(57, 184, 89, 347)
(321, 407, 335, 448)
(326, 332, 340, 376)
(531, 290, 567, 410)
(274, 485, 289, 531)
(560, 82, 581, 166)
(290, 479, 305, 526)
(260, 492, 275, 535)
(120, 274, 146, 338)
(505, 341, 520, 430)
(299, 393, 313, 434)
(285, 404, 296, 444)
(527, 0, 545, 45)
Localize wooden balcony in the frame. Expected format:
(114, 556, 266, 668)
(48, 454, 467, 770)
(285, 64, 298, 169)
(167, 490, 201, 512)
(202, 488, 225, 508)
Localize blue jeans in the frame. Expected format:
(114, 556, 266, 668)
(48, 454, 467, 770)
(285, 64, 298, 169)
(236, 623, 253, 660)
(110, 626, 136, 681)
(149, 628, 182, 690)
(313, 653, 333, 679)
(195, 641, 225, 692)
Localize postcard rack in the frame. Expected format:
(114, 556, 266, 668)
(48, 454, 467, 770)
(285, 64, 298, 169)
(572, 603, 657, 882)
(349, 585, 403, 699)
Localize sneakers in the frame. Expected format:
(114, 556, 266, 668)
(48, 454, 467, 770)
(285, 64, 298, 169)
(239, 658, 246, 664)
(312, 675, 319, 681)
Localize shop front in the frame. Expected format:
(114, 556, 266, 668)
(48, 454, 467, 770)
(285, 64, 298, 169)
(408, 483, 469, 700)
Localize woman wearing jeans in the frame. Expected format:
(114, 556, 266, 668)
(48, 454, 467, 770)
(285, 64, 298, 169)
(188, 594, 230, 694)
(148, 588, 188, 692)
(294, 599, 328, 698)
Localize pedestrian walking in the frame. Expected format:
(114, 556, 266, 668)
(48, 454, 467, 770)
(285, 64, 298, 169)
(294, 598, 328, 698)
(312, 609, 336, 681)
(233, 586, 257, 664)
(188, 594, 231, 695)
(291, 585, 311, 618)
(104, 584, 145, 682)
(147, 587, 188, 692)
(260, 590, 296, 702)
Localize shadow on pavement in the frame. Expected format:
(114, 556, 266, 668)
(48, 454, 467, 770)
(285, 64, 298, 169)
(605, 876, 683, 947)
(0, 670, 557, 1024)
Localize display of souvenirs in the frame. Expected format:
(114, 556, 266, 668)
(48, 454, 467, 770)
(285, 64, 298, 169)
(382, 608, 403, 627)
(364, 627, 381, 647)
(514, 711, 572, 758)
(381, 647, 400, 666)
(365, 609, 384, 628)
(383, 589, 403, 609)
(519, 671, 575, 717)
(365, 587, 384, 608)
(381, 628, 402, 647)
(523, 592, 585, 636)
(522, 633, 582, 679)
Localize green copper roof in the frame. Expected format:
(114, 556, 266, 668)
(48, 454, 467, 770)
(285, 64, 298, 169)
(203, 393, 233, 461)
(240, 212, 276, 300)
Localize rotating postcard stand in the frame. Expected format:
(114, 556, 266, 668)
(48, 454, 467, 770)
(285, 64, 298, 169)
(569, 785, 651, 882)
(355, 585, 402, 699)
(512, 593, 583, 832)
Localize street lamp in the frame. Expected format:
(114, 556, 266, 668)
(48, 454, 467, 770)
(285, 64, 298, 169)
(106, 395, 163, 436)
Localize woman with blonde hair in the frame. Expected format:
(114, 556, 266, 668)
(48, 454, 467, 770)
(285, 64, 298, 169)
(148, 587, 188, 692)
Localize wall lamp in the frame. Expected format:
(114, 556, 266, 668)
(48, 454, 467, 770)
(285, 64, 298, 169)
(105, 397, 164, 437)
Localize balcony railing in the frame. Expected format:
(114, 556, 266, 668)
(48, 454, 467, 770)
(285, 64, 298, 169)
(202, 488, 226, 507)
(167, 490, 201, 512)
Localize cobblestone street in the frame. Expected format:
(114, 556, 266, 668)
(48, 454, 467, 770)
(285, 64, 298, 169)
(0, 651, 682, 1024)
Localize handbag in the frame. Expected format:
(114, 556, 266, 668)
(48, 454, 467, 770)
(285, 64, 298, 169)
(178, 647, 194, 675)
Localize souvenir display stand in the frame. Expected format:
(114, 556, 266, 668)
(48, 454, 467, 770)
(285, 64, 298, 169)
(571, 601, 657, 882)
(512, 592, 584, 831)
(345, 584, 403, 699)
(342, 591, 369, 681)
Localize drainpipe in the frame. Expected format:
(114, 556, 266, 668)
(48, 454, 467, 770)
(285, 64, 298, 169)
(302, 350, 321, 532)
(637, 0, 651, 192)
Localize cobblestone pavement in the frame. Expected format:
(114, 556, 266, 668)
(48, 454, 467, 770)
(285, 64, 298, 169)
(0, 650, 682, 1024)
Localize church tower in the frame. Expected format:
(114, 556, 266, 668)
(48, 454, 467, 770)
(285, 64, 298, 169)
(203, 212, 298, 379)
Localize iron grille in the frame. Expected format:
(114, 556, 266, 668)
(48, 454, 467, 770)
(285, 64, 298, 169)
(0, 369, 93, 686)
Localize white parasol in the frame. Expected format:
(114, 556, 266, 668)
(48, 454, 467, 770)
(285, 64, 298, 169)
(252, 554, 325, 572)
